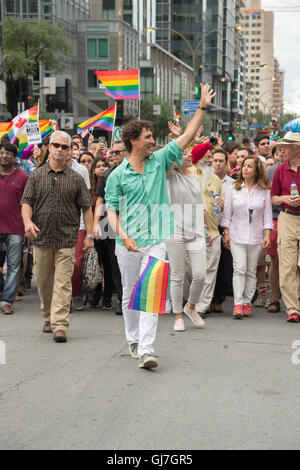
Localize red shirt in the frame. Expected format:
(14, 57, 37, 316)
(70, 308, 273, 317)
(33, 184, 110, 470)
(271, 161, 300, 211)
(0, 168, 29, 235)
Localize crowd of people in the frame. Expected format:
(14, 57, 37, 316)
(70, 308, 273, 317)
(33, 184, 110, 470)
(1, 82, 300, 370)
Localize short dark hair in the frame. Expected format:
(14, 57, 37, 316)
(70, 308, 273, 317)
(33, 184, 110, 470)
(223, 142, 239, 154)
(122, 119, 154, 153)
(1, 142, 17, 157)
(212, 148, 228, 163)
(72, 134, 83, 143)
(254, 134, 269, 147)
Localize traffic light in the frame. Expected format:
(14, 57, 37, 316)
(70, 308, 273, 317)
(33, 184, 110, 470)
(115, 100, 124, 125)
(195, 83, 200, 99)
(227, 130, 234, 141)
(272, 119, 278, 129)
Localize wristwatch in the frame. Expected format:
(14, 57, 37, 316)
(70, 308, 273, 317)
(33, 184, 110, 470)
(198, 106, 207, 110)
(86, 234, 95, 240)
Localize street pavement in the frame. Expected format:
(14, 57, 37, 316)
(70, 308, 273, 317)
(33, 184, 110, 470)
(1, 284, 300, 450)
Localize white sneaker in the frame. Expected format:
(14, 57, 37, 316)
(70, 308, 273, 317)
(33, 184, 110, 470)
(183, 304, 205, 328)
(173, 318, 185, 331)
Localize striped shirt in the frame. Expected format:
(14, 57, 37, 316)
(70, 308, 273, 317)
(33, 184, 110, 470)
(21, 163, 92, 248)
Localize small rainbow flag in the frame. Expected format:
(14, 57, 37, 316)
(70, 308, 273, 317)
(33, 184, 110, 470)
(77, 105, 116, 134)
(129, 256, 170, 315)
(94, 69, 140, 100)
(175, 112, 182, 123)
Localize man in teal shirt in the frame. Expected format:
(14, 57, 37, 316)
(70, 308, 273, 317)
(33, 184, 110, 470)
(105, 83, 215, 370)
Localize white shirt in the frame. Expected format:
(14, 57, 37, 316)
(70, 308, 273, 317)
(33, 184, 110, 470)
(218, 174, 234, 226)
(222, 183, 273, 245)
(72, 159, 91, 231)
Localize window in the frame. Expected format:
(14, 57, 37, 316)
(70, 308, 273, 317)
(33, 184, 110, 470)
(87, 70, 98, 88)
(87, 39, 97, 58)
(98, 39, 108, 57)
(102, 0, 115, 19)
(87, 39, 108, 58)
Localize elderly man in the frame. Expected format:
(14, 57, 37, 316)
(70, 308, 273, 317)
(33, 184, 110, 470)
(190, 142, 224, 316)
(271, 132, 300, 322)
(21, 131, 93, 342)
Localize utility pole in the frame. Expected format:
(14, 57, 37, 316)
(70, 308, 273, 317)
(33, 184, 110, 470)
(117, 0, 123, 70)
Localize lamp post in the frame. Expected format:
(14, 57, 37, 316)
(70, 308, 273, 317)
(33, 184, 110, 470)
(147, 24, 242, 89)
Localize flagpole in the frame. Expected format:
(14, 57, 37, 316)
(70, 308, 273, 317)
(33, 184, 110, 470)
(138, 68, 141, 120)
(138, 249, 169, 264)
(111, 101, 117, 147)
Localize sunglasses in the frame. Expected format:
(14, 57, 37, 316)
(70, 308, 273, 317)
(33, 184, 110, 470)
(110, 150, 126, 155)
(81, 159, 93, 164)
(51, 143, 70, 150)
(249, 208, 253, 223)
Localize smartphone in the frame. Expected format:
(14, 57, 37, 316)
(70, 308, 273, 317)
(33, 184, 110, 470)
(98, 137, 107, 145)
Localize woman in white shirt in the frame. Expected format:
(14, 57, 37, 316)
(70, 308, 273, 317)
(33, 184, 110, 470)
(166, 149, 212, 331)
(222, 156, 273, 319)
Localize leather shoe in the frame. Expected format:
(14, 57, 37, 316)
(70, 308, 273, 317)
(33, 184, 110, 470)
(212, 303, 223, 313)
(1, 304, 14, 315)
(53, 330, 67, 343)
(43, 321, 52, 333)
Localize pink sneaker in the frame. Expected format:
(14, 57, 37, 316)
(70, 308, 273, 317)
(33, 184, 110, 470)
(233, 304, 243, 319)
(243, 304, 252, 317)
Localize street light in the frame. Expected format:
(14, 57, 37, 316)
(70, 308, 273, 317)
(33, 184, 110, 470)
(147, 24, 243, 87)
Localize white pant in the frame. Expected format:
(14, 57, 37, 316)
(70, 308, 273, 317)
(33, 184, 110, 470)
(195, 235, 221, 313)
(230, 241, 262, 305)
(166, 235, 206, 313)
(115, 242, 166, 357)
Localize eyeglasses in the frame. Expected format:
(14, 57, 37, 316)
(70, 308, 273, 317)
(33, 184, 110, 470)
(81, 159, 93, 164)
(0, 151, 14, 157)
(51, 143, 70, 151)
(249, 208, 253, 223)
(110, 150, 126, 155)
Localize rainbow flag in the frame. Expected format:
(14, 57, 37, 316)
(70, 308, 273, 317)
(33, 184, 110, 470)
(129, 256, 170, 315)
(8, 105, 39, 143)
(1, 119, 57, 159)
(175, 112, 182, 123)
(94, 69, 140, 100)
(77, 105, 116, 134)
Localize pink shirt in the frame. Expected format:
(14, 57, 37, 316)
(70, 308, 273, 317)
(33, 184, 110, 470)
(222, 183, 273, 245)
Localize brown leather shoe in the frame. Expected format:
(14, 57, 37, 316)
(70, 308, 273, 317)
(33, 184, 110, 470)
(43, 321, 52, 333)
(1, 304, 14, 315)
(267, 301, 280, 313)
(53, 330, 67, 343)
(212, 303, 223, 313)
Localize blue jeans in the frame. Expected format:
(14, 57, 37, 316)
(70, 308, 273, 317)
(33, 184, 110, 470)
(0, 234, 23, 307)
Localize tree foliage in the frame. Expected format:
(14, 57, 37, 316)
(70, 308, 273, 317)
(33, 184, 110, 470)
(3, 18, 71, 116)
(141, 96, 174, 140)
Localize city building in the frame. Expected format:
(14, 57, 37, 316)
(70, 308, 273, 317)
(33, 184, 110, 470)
(0, 0, 90, 118)
(272, 58, 284, 119)
(241, 0, 276, 115)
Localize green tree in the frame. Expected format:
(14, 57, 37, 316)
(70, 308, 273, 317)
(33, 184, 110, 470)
(140, 96, 174, 140)
(3, 18, 71, 116)
(277, 113, 297, 130)
(249, 110, 272, 130)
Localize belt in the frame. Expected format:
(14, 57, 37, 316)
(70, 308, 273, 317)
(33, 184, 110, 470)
(282, 208, 300, 216)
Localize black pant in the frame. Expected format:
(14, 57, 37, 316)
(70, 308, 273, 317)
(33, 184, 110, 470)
(94, 238, 122, 303)
(212, 234, 233, 305)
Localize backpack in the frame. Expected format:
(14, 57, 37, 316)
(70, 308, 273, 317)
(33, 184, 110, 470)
(82, 247, 102, 291)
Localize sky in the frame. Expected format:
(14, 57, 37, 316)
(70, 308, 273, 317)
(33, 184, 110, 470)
(262, 0, 300, 115)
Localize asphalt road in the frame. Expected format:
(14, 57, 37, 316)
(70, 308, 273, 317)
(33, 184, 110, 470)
(1, 285, 300, 450)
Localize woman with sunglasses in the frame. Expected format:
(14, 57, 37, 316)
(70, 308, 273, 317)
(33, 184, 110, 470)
(222, 157, 273, 319)
(79, 151, 94, 173)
